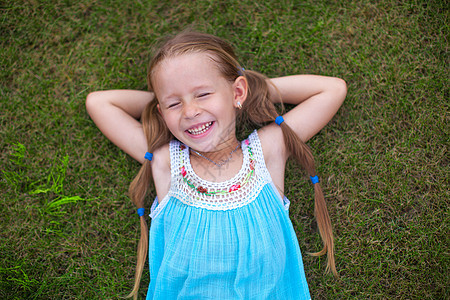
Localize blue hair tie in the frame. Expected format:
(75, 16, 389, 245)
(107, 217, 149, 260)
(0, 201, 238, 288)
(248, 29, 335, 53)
(144, 152, 153, 161)
(137, 208, 145, 217)
(275, 116, 284, 126)
(237, 67, 245, 76)
(310, 175, 319, 184)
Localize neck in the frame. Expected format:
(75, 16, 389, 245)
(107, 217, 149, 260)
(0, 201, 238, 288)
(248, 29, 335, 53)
(191, 138, 241, 168)
(199, 137, 239, 154)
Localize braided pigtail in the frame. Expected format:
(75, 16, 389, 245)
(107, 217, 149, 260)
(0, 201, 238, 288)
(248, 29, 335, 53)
(126, 100, 173, 299)
(242, 70, 337, 277)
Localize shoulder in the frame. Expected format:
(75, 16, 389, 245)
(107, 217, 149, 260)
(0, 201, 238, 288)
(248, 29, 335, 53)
(151, 143, 171, 201)
(151, 143, 170, 168)
(256, 125, 288, 194)
(257, 124, 288, 163)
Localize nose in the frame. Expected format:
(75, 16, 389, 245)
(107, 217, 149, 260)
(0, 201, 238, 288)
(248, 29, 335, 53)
(183, 100, 201, 119)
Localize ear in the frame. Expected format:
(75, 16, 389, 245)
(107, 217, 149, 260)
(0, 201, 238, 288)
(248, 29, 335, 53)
(232, 76, 248, 108)
(157, 103, 162, 114)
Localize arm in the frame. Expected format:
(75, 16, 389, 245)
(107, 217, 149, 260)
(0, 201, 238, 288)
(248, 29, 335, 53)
(85, 90, 154, 163)
(258, 75, 346, 193)
(267, 75, 347, 142)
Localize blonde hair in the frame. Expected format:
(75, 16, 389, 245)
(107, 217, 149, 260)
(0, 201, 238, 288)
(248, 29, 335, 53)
(126, 31, 337, 299)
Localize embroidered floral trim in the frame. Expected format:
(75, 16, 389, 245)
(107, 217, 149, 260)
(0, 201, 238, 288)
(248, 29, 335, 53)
(179, 140, 255, 196)
(167, 131, 272, 211)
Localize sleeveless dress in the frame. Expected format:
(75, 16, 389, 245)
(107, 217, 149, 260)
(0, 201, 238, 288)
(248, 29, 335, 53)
(147, 131, 311, 300)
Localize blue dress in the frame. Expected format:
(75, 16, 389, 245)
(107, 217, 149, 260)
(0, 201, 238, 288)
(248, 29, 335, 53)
(147, 131, 311, 299)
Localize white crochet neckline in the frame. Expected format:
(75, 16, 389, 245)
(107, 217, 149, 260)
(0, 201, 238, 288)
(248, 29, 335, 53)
(168, 131, 271, 211)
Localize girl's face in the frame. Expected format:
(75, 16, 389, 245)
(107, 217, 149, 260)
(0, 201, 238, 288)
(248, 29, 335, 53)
(153, 52, 246, 153)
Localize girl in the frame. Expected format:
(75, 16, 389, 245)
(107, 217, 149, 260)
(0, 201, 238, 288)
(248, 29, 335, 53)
(86, 31, 346, 299)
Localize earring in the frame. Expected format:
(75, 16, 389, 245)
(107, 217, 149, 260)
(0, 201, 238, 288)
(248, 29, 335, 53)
(236, 101, 242, 109)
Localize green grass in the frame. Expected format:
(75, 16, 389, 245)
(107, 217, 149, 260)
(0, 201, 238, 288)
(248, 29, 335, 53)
(1, 0, 448, 299)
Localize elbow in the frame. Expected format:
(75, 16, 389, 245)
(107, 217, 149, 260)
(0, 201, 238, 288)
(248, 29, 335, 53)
(85, 92, 94, 114)
(85, 91, 102, 117)
(334, 78, 347, 104)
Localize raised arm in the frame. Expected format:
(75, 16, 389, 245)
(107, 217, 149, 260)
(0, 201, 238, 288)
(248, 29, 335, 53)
(268, 75, 347, 142)
(86, 90, 154, 163)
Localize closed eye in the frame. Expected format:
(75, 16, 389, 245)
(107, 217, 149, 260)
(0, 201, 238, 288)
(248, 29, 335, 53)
(198, 92, 210, 98)
(167, 102, 180, 108)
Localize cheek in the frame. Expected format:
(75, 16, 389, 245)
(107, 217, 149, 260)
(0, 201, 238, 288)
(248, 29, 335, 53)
(160, 111, 178, 129)
(221, 102, 238, 118)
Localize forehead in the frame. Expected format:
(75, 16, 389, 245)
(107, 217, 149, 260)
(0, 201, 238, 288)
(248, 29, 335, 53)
(152, 53, 221, 89)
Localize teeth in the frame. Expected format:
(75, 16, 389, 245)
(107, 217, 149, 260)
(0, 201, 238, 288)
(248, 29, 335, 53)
(188, 122, 212, 135)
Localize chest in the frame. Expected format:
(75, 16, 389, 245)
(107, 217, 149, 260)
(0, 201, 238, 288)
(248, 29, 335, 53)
(189, 151, 244, 182)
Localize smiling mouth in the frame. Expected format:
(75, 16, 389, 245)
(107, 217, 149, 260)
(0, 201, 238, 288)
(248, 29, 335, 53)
(187, 121, 213, 135)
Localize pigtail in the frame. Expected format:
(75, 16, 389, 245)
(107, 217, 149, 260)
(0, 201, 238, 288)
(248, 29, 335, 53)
(126, 100, 173, 299)
(242, 70, 337, 277)
(125, 214, 149, 300)
(279, 122, 337, 277)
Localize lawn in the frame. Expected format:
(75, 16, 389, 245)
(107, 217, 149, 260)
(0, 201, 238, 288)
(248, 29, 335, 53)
(1, 0, 448, 299)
